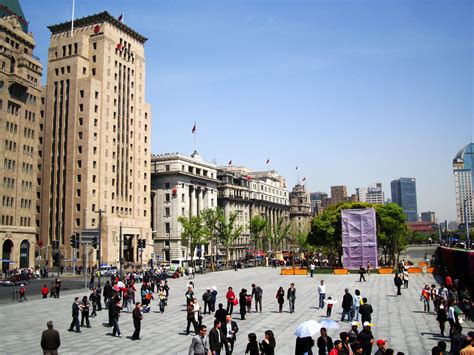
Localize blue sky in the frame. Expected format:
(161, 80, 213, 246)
(22, 0, 472, 221)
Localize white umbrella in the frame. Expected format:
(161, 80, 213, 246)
(211, 286, 217, 292)
(295, 320, 321, 338)
(319, 319, 341, 330)
(323, 299, 338, 305)
(117, 281, 125, 288)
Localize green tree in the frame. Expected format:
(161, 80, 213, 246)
(177, 215, 208, 267)
(273, 218, 291, 252)
(295, 231, 310, 252)
(201, 209, 220, 270)
(249, 215, 267, 266)
(375, 203, 408, 265)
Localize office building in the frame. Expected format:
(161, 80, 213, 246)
(310, 192, 327, 216)
(39, 12, 152, 267)
(420, 211, 436, 223)
(453, 143, 473, 225)
(391, 178, 418, 221)
(356, 183, 385, 204)
(331, 185, 347, 204)
(0, 0, 42, 271)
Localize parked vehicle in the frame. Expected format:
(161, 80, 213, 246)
(99, 265, 118, 276)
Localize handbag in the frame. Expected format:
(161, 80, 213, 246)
(233, 298, 238, 306)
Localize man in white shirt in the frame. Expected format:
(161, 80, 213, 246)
(317, 280, 326, 309)
(310, 263, 315, 278)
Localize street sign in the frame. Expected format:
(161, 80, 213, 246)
(81, 229, 99, 242)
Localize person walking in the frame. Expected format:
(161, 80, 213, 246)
(186, 298, 199, 336)
(366, 261, 371, 276)
(158, 286, 167, 313)
(358, 266, 366, 282)
(226, 287, 236, 315)
(317, 328, 333, 355)
(110, 298, 122, 337)
(352, 289, 362, 321)
(394, 274, 403, 296)
(131, 302, 143, 340)
(287, 283, 296, 314)
(214, 303, 228, 327)
(402, 268, 409, 288)
(186, 285, 195, 306)
(80, 296, 91, 328)
(310, 262, 315, 278)
(317, 280, 326, 309)
(358, 322, 375, 355)
(260, 330, 276, 355)
(89, 288, 99, 317)
(239, 288, 247, 320)
(67, 297, 81, 333)
(41, 284, 49, 299)
(295, 336, 314, 355)
(188, 325, 210, 355)
(359, 298, 373, 324)
(103, 281, 112, 309)
(209, 319, 225, 355)
(436, 302, 448, 337)
(251, 284, 263, 313)
(18, 284, 27, 302)
(41, 321, 61, 355)
(203, 288, 212, 315)
(341, 288, 353, 322)
(276, 287, 285, 313)
(224, 314, 239, 354)
(421, 285, 431, 313)
(246, 333, 260, 355)
(210, 286, 217, 313)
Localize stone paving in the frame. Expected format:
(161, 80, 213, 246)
(0, 267, 472, 354)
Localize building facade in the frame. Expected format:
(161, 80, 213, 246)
(420, 211, 436, 223)
(356, 183, 385, 204)
(391, 178, 418, 222)
(289, 184, 312, 246)
(310, 192, 328, 216)
(330, 185, 347, 204)
(216, 168, 251, 260)
(39, 12, 152, 268)
(453, 143, 473, 225)
(0, 2, 42, 271)
(151, 152, 218, 262)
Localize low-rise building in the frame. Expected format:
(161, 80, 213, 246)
(289, 184, 312, 247)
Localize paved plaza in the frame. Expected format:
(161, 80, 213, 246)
(0, 267, 472, 354)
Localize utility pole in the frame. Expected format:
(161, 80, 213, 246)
(98, 209, 102, 287)
(119, 223, 123, 277)
(84, 242, 88, 289)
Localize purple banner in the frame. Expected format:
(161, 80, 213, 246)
(341, 208, 378, 269)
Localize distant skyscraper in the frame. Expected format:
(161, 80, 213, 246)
(453, 143, 473, 225)
(331, 185, 347, 204)
(310, 192, 327, 215)
(356, 183, 385, 204)
(391, 178, 418, 221)
(420, 211, 436, 223)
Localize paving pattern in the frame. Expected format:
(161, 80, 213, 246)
(0, 267, 472, 354)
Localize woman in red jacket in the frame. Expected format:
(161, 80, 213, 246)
(41, 284, 49, 299)
(226, 287, 236, 314)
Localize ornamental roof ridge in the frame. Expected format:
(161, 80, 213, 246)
(47, 11, 148, 43)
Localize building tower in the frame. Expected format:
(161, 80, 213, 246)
(289, 184, 312, 249)
(453, 143, 474, 226)
(391, 178, 418, 222)
(39, 12, 151, 267)
(0, 0, 42, 271)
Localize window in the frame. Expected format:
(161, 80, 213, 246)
(165, 223, 170, 234)
(165, 164, 170, 172)
(165, 193, 170, 202)
(165, 183, 170, 189)
(165, 207, 170, 217)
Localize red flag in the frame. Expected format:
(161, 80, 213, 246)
(192, 122, 196, 134)
(266, 159, 270, 164)
(118, 14, 123, 22)
(115, 43, 122, 50)
(246, 175, 253, 181)
(228, 160, 232, 166)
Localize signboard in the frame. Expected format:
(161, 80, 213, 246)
(81, 229, 99, 242)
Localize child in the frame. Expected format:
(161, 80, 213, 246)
(245, 333, 259, 355)
(326, 297, 334, 317)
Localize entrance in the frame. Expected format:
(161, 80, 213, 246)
(2, 239, 13, 271)
(20, 240, 30, 268)
(123, 235, 134, 262)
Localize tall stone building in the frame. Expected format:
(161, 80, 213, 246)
(453, 143, 473, 226)
(330, 185, 348, 204)
(0, 0, 42, 271)
(151, 152, 218, 262)
(39, 12, 152, 267)
(289, 184, 312, 247)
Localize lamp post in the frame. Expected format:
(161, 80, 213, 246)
(97, 209, 103, 286)
(119, 223, 123, 278)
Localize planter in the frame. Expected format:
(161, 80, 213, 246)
(280, 268, 308, 276)
(418, 261, 428, 267)
(427, 267, 435, 273)
(378, 267, 394, 274)
(408, 267, 422, 273)
(334, 268, 349, 275)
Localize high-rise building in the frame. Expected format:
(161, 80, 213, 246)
(391, 178, 418, 221)
(420, 211, 436, 223)
(453, 143, 473, 225)
(39, 12, 152, 267)
(150, 152, 218, 261)
(356, 183, 385, 204)
(0, 0, 42, 271)
(310, 192, 328, 216)
(330, 185, 347, 204)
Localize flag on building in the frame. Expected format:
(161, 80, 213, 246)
(118, 14, 123, 22)
(228, 160, 232, 166)
(192, 122, 196, 134)
(266, 159, 270, 164)
(246, 175, 253, 181)
(296, 166, 298, 170)
(303, 177, 306, 182)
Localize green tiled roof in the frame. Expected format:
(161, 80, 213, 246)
(0, 0, 28, 32)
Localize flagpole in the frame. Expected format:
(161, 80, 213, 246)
(70, 0, 75, 37)
(296, 167, 299, 185)
(193, 121, 197, 152)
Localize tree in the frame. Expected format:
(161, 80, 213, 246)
(375, 203, 408, 265)
(295, 231, 310, 253)
(272, 218, 291, 252)
(177, 215, 208, 268)
(249, 215, 267, 266)
(201, 209, 220, 270)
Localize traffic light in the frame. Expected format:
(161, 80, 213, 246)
(51, 240, 59, 251)
(70, 234, 76, 248)
(92, 236, 98, 249)
(75, 233, 80, 249)
(52, 252, 60, 266)
(141, 239, 147, 248)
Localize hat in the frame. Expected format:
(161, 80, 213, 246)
(363, 321, 372, 327)
(206, 287, 211, 290)
(20, 284, 24, 287)
(376, 340, 386, 346)
(351, 321, 359, 326)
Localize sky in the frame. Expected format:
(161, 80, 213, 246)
(21, 0, 473, 222)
